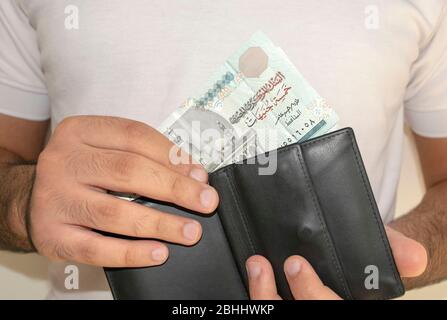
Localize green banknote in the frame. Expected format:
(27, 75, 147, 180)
(159, 32, 339, 172)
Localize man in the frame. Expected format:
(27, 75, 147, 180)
(0, 0, 445, 299)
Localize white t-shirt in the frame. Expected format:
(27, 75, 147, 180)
(1, 0, 447, 299)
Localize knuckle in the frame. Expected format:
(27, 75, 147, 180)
(132, 213, 152, 237)
(53, 192, 75, 220)
(77, 199, 103, 228)
(75, 150, 110, 179)
(151, 213, 167, 236)
(125, 121, 150, 144)
(147, 166, 163, 185)
(122, 247, 139, 266)
(38, 146, 75, 180)
(38, 239, 74, 262)
(111, 154, 136, 182)
(55, 116, 80, 135)
(71, 150, 129, 181)
(74, 239, 98, 265)
(96, 201, 121, 222)
(32, 173, 67, 217)
(54, 242, 75, 261)
(176, 163, 196, 176)
(167, 175, 184, 201)
(83, 151, 105, 177)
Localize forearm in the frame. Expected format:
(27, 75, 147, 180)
(0, 148, 36, 252)
(390, 180, 447, 289)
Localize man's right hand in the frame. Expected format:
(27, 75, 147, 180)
(29, 116, 219, 267)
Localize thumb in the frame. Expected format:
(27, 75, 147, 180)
(386, 226, 427, 278)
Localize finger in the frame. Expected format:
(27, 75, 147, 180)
(59, 116, 207, 181)
(73, 149, 219, 214)
(246, 255, 281, 300)
(66, 191, 203, 245)
(52, 225, 169, 267)
(385, 226, 427, 277)
(284, 256, 341, 300)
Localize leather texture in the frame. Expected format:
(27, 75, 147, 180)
(105, 127, 404, 300)
(104, 199, 247, 300)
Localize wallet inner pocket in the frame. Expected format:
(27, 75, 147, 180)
(211, 144, 352, 299)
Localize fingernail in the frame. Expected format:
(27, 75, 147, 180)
(200, 187, 216, 208)
(285, 259, 301, 277)
(151, 247, 168, 262)
(189, 168, 208, 183)
(183, 221, 201, 241)
(246, 261, 262, 280)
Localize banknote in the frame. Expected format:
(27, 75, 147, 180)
(159, 32, 339, 172)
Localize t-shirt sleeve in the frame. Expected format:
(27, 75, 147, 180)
(404, 3, 447, 138)
(0, 0, 50, 120)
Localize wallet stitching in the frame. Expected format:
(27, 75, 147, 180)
(294, 146, 353, 300)
(346, 131, 404, 299)
(224, 168, 257, 258)
(298, 131, 350, 148)
(211, 129, 351, 177)
(300, 129, 403, 299)
(212, 132, 349, 178)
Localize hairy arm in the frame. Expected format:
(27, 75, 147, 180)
(0, 115, 49, 252)
(390, 133, 447, 289)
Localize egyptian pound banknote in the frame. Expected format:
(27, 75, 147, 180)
(159, 32, 339, 172)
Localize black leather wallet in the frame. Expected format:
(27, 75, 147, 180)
(104, 127, 404, 300)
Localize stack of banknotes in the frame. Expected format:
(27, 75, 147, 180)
(159, 32, 339, 172)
